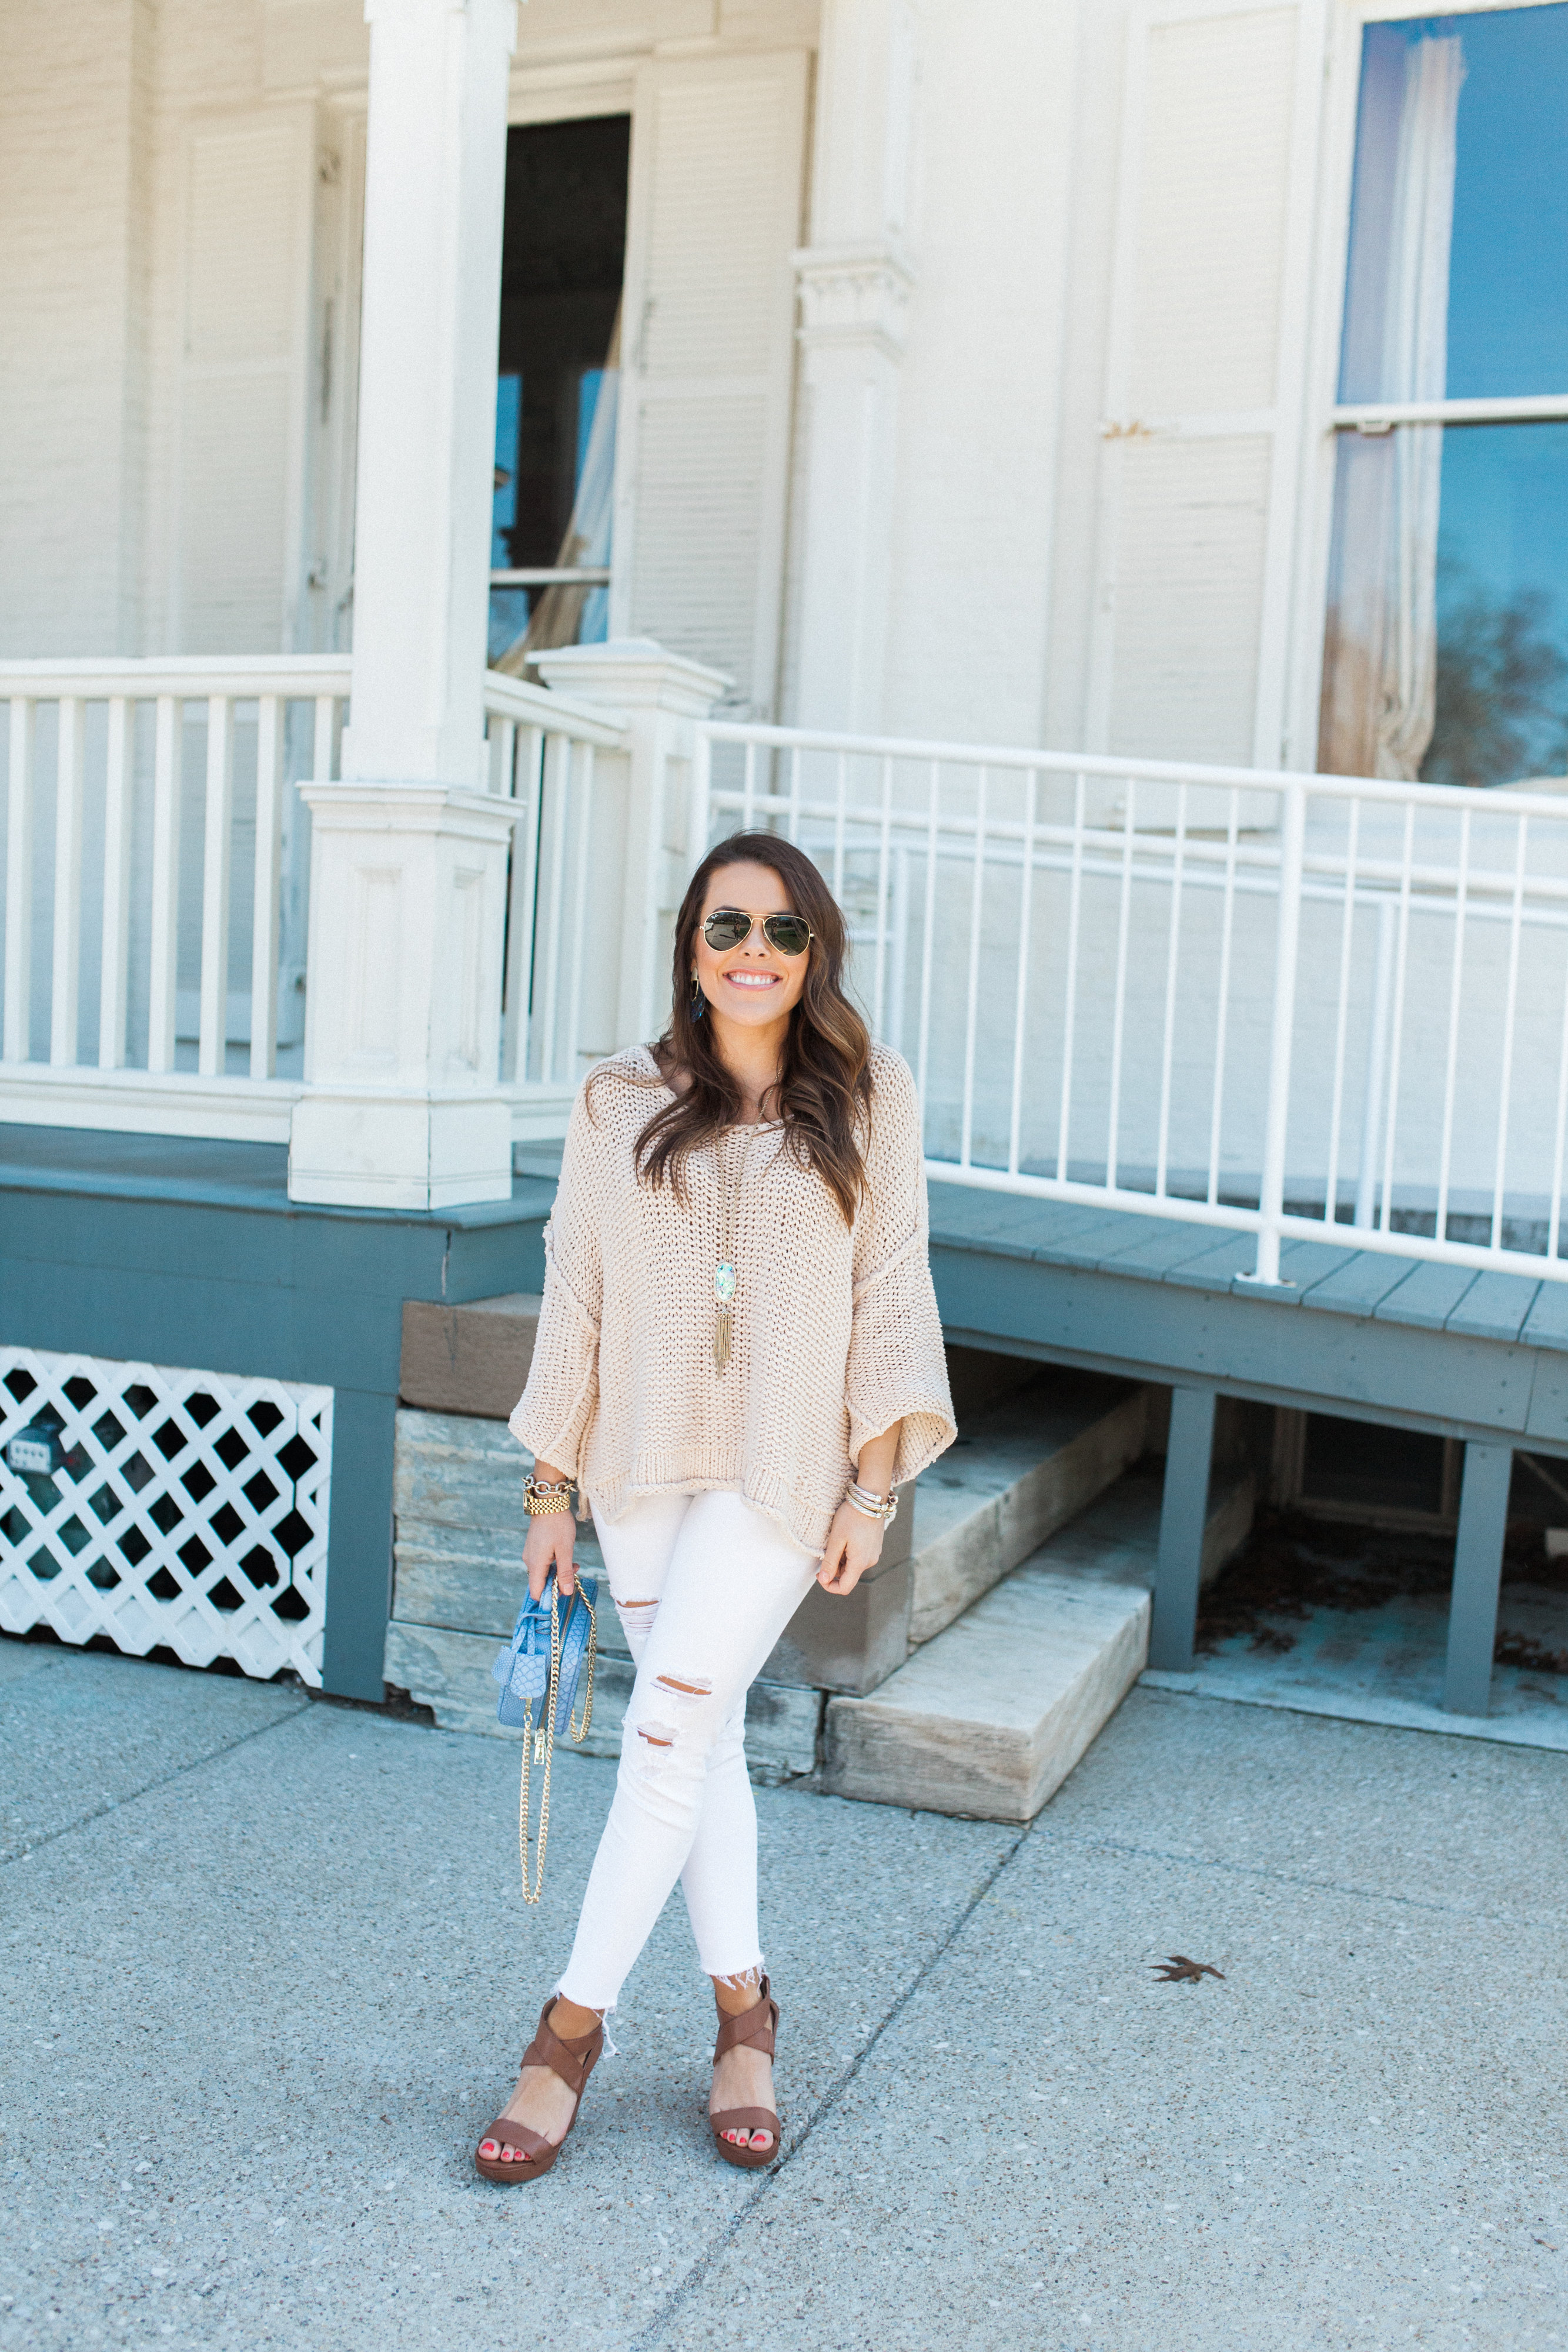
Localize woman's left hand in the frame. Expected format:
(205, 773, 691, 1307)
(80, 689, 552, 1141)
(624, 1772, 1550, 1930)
(816, 1500, 885, 1596)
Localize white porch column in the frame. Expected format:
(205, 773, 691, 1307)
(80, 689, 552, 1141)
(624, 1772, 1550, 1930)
(791, 0, 916, 733)
(533, 640, 729, 1050)
(288, 0, 519, 1210)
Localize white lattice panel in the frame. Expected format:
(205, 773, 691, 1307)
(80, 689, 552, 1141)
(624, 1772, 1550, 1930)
(0, 1349, 332, 1685)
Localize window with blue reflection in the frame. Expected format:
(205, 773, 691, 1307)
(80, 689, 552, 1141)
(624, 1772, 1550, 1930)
(1321, 5, 1568, 786)
(1340, 5, 1568, 403)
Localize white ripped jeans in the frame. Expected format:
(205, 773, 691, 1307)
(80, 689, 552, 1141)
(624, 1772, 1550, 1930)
(556, 1487, 820, 2011)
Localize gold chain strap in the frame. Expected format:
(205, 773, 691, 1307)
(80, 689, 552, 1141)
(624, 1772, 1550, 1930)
(516, 1578, 598, 1905)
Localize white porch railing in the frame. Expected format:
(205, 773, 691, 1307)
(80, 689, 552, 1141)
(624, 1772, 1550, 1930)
(0, 657, 629, 1145)
(692, 722, 1568, 1288)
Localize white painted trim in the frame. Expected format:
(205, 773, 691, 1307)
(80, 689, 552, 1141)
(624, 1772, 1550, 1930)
(0, 657, 352, 696)
(0, 1066, 302, 1147)
(507, 62, 637, 123)
(1333, 394, 1568, 425)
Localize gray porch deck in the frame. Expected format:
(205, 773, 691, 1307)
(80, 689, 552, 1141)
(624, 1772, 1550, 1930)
(4, 1125, 1564, 1720)
(926, 1179, 1568, 1719)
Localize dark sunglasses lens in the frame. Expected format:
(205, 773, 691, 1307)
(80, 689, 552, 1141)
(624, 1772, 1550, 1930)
(703, 912, 752, 950)
(763, 916, 812, 956)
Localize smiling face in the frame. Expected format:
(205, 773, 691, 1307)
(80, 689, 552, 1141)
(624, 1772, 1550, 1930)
(692, 860, 812, 1029)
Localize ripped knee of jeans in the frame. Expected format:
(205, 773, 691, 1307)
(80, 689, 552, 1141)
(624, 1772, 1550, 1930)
(654, 1672, 712, 1702)
(634, 1716, 678, 1756)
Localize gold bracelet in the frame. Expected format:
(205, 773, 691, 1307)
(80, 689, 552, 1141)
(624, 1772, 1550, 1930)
(525, 1476, 574, 1517)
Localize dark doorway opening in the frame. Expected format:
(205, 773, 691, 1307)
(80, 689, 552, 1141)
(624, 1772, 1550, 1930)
(491, 115, 631, 664)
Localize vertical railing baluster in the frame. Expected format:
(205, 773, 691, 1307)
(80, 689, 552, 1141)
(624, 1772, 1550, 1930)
(4, 697, 36, 1062)
(50, 696, 85, 1065)
(1153, 782, 1188, 1200)
(503, 724, 544, 1083)
(494, 716, 516, 799)
(1320, 798, 1360, 1227)
(1056, 773, 1086, 1184)
(312, 694, 336, 783)
(1548, 926, 1568, 1267)
(743, 739, 757, 830)
(1353, 894, 1396, 1229)
(688, 724, 713, 869)
(872, 756, 893, 1039)
(250, 696, 285, 1080)
(1205, 790, 1241, 1205)
(1243, 780, 1307, 1287)
(198, 695, 234, 1078)
(888, 842, 910, 1056)
(564, 745, 594, 1080)
(1104, 779, 1137, 1191)
(1432, 804, 1472, 1247)
(1488, 814, 1529, 1252)
(538, 733, 571, 1085)
(915, 760, 939, 1107)
(1007, 770, 1038, 1178)
(959, 767, 987, 1169)
(787, 745, 801, 842)
(98, 695, 133, 1070)
(148, 696, 182, 1074)
(1376, 805, 1417, 1234)
(832, 753, 847, 900)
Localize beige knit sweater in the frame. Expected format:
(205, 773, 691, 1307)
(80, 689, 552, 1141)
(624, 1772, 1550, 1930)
(510, 1043, 955, 1555)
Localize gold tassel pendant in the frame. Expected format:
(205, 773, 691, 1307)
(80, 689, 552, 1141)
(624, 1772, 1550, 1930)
(714, 1261, 735, 1373)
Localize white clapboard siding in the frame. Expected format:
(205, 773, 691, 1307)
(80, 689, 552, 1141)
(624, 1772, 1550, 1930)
(1091, 0, 1323, 777)
(613, 50, 808, 711)
(176, 111, 314, 656)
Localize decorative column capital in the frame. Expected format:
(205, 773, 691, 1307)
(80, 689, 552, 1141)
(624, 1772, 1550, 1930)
(534, 637, 731, 721)
(793, 241, 916, 361)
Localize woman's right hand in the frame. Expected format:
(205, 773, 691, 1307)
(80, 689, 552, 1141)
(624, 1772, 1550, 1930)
(523, 1462, 577, 1600)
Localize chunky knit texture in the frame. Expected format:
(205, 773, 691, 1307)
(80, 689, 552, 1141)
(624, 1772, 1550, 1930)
(510, 1043, 956, 1556)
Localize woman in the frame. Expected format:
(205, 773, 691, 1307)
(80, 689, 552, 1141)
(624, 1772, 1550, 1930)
(475, 830, 954, 2183)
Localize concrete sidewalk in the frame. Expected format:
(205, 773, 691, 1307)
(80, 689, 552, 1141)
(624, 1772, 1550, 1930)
(2, 1634, 1565, 2351)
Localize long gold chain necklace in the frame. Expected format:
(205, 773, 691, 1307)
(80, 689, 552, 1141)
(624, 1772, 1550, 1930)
(713, 1126, 754, 1375)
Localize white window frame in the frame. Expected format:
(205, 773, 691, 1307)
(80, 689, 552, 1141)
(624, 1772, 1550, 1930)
(1285, 0, 1568, 768)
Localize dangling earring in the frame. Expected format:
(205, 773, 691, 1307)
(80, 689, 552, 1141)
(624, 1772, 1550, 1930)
(690, 970, 706, 1023)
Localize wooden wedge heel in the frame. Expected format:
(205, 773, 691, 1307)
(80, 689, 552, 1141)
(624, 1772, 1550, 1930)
(710, 1975, 781, 2169)
(474, 1999, 604, 2184)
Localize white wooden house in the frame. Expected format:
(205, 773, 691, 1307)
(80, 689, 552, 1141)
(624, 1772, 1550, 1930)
(6, 0, 1568, 1726)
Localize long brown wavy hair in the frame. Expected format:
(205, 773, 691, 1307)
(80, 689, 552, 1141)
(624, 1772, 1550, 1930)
(628, 831, 872, 1225)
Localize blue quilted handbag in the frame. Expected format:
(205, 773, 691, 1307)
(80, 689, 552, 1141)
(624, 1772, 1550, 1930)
(491, 1572, 598, 1903)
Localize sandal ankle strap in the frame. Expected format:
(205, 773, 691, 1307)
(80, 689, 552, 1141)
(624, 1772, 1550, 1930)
(713, 1975, 778, 2062)
(521, 1999, 603, 2094)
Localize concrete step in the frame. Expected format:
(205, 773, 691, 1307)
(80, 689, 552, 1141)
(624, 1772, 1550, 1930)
(821, 1462, 1254, 1821)
(765, 1370, 1152, 1693)
(382, 1618, 822, 1785)
(384, 1369, 1153, 1746)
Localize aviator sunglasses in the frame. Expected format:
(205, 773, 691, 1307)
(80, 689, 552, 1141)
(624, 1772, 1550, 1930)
(701, 907, 814, 957)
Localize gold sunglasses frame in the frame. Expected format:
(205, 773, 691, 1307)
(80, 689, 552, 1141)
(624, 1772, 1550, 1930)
(700, 908, 815, 957)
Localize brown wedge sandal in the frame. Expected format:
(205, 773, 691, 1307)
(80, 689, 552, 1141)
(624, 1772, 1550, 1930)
(710, 1975, 781, 2170)
(474, 1998, 604, 2184)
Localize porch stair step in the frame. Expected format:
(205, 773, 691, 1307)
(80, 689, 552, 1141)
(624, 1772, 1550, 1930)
(382, 1369, 1156, 1765)
(821, 1464, 1254, 1822)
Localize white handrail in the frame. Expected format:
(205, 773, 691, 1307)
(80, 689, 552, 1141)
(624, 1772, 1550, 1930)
(691, 717, 1568, 1291)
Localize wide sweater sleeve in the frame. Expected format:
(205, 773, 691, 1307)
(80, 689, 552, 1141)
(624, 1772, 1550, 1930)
(509, 1078, 603, 1476)
(844, 1051, 957, 1487)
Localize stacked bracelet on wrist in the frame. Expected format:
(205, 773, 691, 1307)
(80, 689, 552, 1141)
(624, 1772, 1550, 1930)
(845, 1478, 898, 1525)
(524, 1475, 575, 1517)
